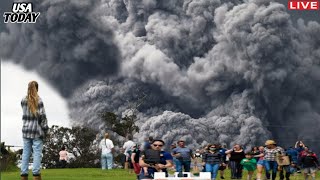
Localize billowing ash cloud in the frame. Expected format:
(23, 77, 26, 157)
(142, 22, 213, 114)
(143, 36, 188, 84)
(1, 0, 320, 151)
(0, 0, 120, 97)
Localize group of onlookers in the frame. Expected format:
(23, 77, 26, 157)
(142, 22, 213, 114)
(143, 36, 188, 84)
(98, 133, 319, 180)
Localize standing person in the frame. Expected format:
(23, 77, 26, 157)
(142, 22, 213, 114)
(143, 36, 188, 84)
(172, 139, 193, 176)
(278, 150, 292, 180)
(20, 81, 48, 180)
(240, 152, 257, 180)
(286, 147, 299, 174)
(254, 146, 266, 180)
(202, 144, 224, 180)
(131, 144, 141, 180)
(59, 146, 68, 168)
(170, 143, 178, 170)
(193, 149, 203, 173)
(226, 144, 245, 179)
(264, 140, 285, 180)
(217, 144, 227, 179)
(143, 136, 153, 150)
(139, 139, 173, 179)
(301, 150, 319, 180)
(123, 135, 135, 169)
(99, 133, 114, 170)
(252, 147, 260, 162)
(115, 148, 126, 168)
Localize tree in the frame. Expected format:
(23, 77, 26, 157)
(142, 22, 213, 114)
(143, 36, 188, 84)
(101, 93, 147, 138)
(42, 125, 100, 168)
(0, 142, 18, 171)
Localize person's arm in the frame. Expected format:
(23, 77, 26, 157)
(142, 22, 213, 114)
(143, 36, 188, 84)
(240, 158, 245, 165)
(219, 153, 225, 165)
(110, 140, 115, 153)
(294, 141, 299, 148)
(171, 148, 179, 157)
(39, 100, 49, 132)
(131, 152, 136, 163)
(254, 152, 264, 158)
(225, 149, 233, 154)
(190, 149, 194, 159)
(202, 153, 207, 165)
(139, 155, 152, 168)
(312, 156, 319, 167)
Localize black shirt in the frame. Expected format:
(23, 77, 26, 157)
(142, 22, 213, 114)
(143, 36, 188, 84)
(301, 155, 319, 168)
(229, 151, 245, 162)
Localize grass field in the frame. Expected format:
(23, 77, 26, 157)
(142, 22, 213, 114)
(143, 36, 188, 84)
(1, 168, 319, 180)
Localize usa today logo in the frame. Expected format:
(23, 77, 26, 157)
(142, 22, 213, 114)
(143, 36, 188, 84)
(3, 2, 40, 23)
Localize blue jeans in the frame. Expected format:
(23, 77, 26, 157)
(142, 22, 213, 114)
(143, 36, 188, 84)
(265, 161, 278, 180)
(101, 152, 113, 169)
(175, 160, 191, 173)
(205, 163, 220, 179)
(21, 138, 43, 176)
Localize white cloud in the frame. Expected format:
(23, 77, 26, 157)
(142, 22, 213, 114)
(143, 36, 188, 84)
(1, 61, 70, 147)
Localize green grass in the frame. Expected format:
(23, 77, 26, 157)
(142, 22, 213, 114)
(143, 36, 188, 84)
(1, 168, 319, 180)
(1, 168, 136, 180)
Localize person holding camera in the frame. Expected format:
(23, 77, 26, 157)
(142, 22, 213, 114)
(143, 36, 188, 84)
(139, 139, 173, 179)
(226, 144, 245, 179)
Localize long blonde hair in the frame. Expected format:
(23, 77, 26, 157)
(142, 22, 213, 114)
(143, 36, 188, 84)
(27, 81, 39, 116)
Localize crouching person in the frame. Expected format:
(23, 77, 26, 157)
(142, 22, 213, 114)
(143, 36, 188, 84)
(139, 139, 173, 180)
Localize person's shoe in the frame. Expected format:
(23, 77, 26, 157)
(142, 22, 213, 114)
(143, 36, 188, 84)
(220, 176, 225, 179)
(21, 174, 28, 180)
(33, 174, 42, 180)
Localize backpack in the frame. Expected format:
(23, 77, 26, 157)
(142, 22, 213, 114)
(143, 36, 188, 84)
(144, 149, 161, 165)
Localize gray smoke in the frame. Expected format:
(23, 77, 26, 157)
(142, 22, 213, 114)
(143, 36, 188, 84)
(0, 0, 120, 97)
(1, 0, 320, 151)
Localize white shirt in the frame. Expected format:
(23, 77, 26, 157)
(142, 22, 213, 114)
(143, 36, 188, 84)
(99, 139, 114, 154)
(123, 140, 135, 155)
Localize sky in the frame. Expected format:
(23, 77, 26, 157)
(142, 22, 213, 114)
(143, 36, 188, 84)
(1, 61, 70, 147)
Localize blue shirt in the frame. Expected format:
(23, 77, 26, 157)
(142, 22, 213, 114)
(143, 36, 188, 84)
(172, 147, 192, 161)
(142, 151, 173, 176)
(286, 148, 299, 163)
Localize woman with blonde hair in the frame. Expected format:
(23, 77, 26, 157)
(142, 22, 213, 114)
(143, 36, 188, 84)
(20, 81, 48, 180)
(99, 132, 114, 169)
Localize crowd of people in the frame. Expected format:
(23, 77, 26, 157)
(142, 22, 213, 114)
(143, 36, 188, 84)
(99, 133, 319, 180)
(19, 81, 319, 180)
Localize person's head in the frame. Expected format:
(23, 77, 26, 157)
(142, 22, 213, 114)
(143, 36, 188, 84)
(258, 146, 264, 152)
(61, 146, 66, 151)
(127, 134, 133, 140)
(104, 133, 110, 139)
(265, 140, 277, 149)
(209, 144, 217, 152)
(233, 144, 242, 151)
(177, 139, 185, 147)
(27, 81, 39, 116)
(120, 147, 125, 153)
(298, 141, 304, 147)
(151, 139, 165, 151)
(245, 151, 253, 159)
(215, 144, 221, 149)
(170, 143, 176, 149)
(148, 136, 154, 142)
(252, 146, 258, 151)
